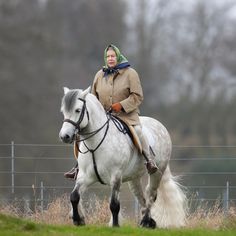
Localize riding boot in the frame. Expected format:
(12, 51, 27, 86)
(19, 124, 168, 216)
(64, 163, 79, 180)
(143, 152, 158, 175)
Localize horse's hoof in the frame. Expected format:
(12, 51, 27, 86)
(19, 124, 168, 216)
(73, 221, 85, 226)
(140, 217, 156, 229)
(73, 219, 85, 226)
(73, 221, 79, 226)
(113, 224, 120, 227)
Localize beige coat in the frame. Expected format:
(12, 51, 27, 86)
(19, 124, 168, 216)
(91, 67, 143, 125)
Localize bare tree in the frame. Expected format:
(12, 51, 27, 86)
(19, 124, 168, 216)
(0, 0, 127, 143)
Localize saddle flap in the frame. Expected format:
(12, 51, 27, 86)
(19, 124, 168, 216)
(127, 125, 143, 154)
(74, 138, 80, 160)
(110, 115, 143, 154)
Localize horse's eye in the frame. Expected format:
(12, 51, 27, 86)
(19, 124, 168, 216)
(75, 109, 80, 113)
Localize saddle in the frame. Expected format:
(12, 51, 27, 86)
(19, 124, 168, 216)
(113, 117, 142, 154)
(73, 115, 143, 159)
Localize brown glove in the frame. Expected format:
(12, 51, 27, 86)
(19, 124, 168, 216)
(111, 102, 122, 113)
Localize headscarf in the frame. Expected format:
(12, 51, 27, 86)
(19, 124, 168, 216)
(103, 44, 130, 76)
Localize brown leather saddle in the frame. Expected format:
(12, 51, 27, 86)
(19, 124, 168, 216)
(121, 121, 142, 153)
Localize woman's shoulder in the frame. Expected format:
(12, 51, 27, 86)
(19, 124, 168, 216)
(94, 69, 104, 81)
(125, 67, 139, 77)
(95, 69, 103, 76)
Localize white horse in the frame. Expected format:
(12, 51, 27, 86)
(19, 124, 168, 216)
(59, 87, 187, 228)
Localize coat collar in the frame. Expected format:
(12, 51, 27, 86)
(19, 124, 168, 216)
(102, 67, 128, 78)
(117, 68, 127, 74)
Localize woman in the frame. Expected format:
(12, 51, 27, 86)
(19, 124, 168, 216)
(64, 44, 157, 179)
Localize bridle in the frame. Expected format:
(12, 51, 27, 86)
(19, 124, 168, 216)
(62, 99, 134, 185)
(63, 98, 109, 143)
(62, 96, 137, 185)
(62, 97, 110, 185)
(63, 98, 90, 133)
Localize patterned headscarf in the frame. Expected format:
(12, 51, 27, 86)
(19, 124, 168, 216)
(103, 44, 130, 76)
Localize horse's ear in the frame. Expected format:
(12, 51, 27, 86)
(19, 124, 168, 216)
(81, 86, 91, 98)
(63, 87, 70, 95)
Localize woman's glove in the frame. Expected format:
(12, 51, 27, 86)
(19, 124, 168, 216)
(111, 102, 122, 113)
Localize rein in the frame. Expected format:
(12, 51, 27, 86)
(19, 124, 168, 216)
(77, 115, 110, 185)
(109, 115, 128, 135)
(76, 113, 110, 154)
(77, 114, 111, 185)
(63, 99, 111, 185)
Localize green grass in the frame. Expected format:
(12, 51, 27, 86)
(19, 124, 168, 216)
(0, 213, 236, 236)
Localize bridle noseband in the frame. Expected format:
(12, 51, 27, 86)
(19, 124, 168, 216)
(63, 98, 89, 133)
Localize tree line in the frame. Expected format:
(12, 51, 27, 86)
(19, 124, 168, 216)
(0, 0, 236, 205)
(0, 0, 235, 146)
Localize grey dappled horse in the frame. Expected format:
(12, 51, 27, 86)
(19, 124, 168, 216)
(59, 87, 187, 228)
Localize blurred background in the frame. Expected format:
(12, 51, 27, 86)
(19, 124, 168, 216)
(0, 0, 236, 216)
(0, 0, 236, 145)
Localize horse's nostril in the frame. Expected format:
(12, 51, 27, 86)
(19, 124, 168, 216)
(60, 134, 71, 143)
(64, 134, 70, 141)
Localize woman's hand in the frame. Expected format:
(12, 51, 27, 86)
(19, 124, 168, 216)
(111, 103, 122, 113)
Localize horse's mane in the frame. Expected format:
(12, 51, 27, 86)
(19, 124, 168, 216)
(61, 89, 81, 113)
(87, 93, 106, 114)
(61, 89, 105, 115)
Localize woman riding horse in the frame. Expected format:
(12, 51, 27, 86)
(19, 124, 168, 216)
(59, 86, 186, 228)
(64, 44, 157, 179)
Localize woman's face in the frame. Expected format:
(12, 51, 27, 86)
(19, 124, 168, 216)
(106, 49, 117, 68)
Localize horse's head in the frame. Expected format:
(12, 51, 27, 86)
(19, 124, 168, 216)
(59, 87, 90, 143)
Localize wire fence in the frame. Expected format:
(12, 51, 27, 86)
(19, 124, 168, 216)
(0, 142, 236, 218)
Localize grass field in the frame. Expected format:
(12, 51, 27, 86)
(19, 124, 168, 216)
(1, 213, 236, 236)
(1, 195, 236, 235)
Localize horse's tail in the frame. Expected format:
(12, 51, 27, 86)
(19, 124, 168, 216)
(151, 165, 187, 228)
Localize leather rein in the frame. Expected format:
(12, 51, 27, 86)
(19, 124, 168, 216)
(63, 98, 110, 185)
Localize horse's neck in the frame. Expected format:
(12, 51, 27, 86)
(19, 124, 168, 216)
(85, 94, 108, 134)
(83, 94, 129, 153)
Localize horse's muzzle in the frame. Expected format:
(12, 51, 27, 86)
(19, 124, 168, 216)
(59, 134, 74, 144)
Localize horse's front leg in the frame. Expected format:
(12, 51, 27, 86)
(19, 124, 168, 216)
(109, 176, 122, 227)
(70, 183, 86, 226)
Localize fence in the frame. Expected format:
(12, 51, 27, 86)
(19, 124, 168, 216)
(0, 142, 236, 219)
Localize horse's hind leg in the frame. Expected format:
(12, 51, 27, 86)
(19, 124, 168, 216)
(70, 183, 86, 226)
(128, 178, 146, 210)
(109, 176, 122, 227)
(140, 171, 163, 228)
